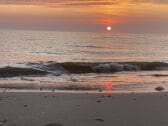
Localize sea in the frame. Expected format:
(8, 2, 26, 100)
(0, 30, 168, 93)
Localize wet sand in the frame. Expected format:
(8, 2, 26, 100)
(0, 92, 168, 126)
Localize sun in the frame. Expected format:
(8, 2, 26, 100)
(106, 26, 112, 31)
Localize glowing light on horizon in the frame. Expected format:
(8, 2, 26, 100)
(0, 1, 168, 32)
(106, 26, 112, 31)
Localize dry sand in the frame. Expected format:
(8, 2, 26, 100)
(0, 92, 168, 126)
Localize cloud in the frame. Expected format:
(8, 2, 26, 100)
(131, 0, 168, 4)
(0, 0, 119, 6)
(0, 0, 168, 6)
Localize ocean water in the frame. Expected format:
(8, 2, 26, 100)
(0, 30, 168, 93)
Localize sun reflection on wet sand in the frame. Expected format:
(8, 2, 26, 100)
(104, 82, 113, 94)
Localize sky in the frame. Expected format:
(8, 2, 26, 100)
(0, 0, 168, 33)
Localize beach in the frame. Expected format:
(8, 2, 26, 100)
(0, 1, 168, 126)
(0, 91, 168, 126)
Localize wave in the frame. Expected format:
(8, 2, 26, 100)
(28, 61, 168, 73)
(56, 62, 168, 73)
(0, 62, 168, 77)
(0, 66, 48, 78)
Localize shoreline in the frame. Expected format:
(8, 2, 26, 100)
(0, 91, 168, 126)
(0, 88, 162, 94)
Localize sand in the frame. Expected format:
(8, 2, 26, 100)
(0, 91, 168, 126)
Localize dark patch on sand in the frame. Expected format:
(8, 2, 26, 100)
(95, 118, 104, 122)
(155, 86, 164, 91)
(45, 123, 62, 126)
(107, 95, 111, 97)
(24, 104, 28, 107)
(44, 96, 48, 98)
(96, 100, 102, 103)
(0, 118, 7, 126)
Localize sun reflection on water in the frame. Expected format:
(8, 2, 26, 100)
(104, 82, 113, 94)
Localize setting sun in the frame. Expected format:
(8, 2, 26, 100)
(106, 26, 112, 31)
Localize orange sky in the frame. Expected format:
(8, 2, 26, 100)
(0, 0, 168, 33)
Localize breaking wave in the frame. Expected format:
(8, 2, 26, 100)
(0, 61, 168, 77)
(0, 66, 48, 78)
